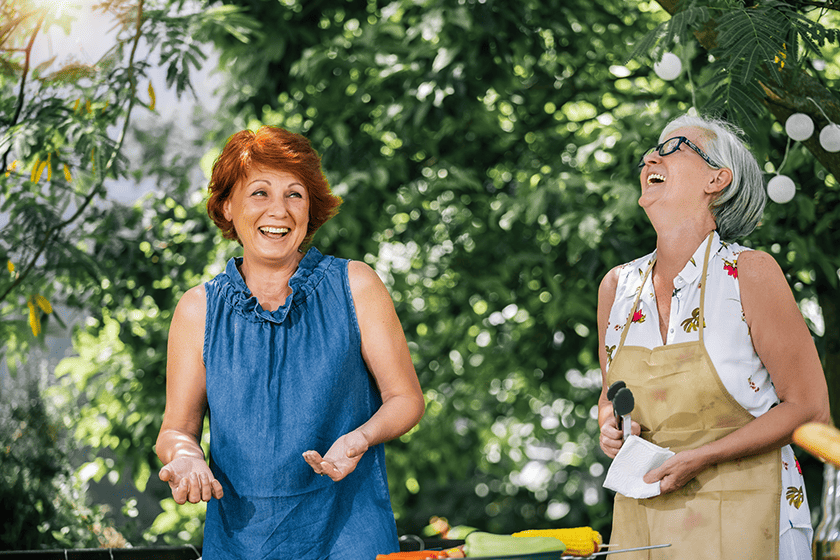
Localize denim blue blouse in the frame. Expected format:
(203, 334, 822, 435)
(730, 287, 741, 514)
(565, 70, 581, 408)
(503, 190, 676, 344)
(201, 248, 398, 559)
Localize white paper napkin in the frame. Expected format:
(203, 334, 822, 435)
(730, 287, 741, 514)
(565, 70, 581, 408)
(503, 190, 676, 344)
(603, 435, 675, 499)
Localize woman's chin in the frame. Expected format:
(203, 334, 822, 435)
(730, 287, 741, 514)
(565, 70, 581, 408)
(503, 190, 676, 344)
(637, 192, 657, 209)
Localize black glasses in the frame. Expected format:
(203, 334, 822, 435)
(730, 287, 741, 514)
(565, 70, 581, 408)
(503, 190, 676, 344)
(638, 136, 721, 170)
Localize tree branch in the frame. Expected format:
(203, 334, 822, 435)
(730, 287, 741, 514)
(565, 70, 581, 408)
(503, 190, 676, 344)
(0, 0, 146, 306)
(1, 15, 42, 171)
(654, 0, 840, 179)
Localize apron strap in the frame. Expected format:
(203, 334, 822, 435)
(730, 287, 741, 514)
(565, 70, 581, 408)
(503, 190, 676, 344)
(617, 258, 655, 352)
(698, 231, 715, 344)
(617, 231, 716, 351)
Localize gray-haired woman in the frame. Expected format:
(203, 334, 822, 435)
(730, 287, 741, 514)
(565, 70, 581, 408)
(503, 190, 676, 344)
(597, 114, 829, 560)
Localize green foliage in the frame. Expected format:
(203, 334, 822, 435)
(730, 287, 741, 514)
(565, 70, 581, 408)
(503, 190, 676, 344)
(630, 0, 840, 130)
(0, 0, 247, 548)
(0, 365, 125, 549)
(0, 0, 248, 367)
(628, 4, 712, 63)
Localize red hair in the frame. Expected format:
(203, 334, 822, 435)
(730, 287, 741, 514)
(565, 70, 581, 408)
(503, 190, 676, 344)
(207, 126, 342, 246)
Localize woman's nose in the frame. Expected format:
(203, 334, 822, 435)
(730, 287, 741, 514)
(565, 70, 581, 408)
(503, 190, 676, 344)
(267, 196, 288, 217)
(642, 150, 661, 166)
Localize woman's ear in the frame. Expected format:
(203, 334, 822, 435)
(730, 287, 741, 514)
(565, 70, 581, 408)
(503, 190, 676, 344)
(222, 197, 232, 221)
(707, 168, 732, 194)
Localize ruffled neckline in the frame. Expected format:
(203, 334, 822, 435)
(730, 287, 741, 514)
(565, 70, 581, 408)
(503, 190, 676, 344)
(217, 247, 329, 324)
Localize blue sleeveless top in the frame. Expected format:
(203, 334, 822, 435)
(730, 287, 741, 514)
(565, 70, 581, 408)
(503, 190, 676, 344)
(202, 248, 399, 559)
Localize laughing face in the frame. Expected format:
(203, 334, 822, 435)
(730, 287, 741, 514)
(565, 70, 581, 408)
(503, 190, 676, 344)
(222, 166, 310, 265)
(637, 126, 723, 215)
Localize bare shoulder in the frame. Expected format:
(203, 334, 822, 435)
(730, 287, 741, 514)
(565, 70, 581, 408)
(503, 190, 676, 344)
(736, 249, 786, 290)
(347, 260, 387, 296)
(167, 284, 207, 374)
(174, 284, 207, 323)
(736, 249, 797, 324)
(598, 264, 622, 304)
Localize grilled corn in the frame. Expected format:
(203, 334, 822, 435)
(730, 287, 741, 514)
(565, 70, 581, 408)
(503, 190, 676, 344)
(512, 527, 602, 556)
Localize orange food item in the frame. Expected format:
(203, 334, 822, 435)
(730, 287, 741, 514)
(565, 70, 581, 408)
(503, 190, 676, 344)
(794, 422, 840, 467)
(375, 551, 449, 560)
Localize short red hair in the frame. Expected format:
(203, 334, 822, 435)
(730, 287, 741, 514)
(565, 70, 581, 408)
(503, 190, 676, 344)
(207, 126, 342, 246)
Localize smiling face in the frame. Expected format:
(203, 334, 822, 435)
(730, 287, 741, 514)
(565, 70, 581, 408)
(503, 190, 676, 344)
(222, 166, 310, 266)
(638, 126, 729, 219)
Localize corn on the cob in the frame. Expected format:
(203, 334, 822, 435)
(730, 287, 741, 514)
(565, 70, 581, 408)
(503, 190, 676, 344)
(512, 527, 602, 556)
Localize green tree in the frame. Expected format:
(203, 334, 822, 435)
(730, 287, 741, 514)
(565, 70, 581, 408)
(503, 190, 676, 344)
(0, 0, 253, 547)
(0, 359, 127, 550)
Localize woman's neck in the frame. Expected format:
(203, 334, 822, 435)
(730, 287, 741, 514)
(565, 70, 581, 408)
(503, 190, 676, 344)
(653, 223, 715, 281)
(238, 251, 305, 312)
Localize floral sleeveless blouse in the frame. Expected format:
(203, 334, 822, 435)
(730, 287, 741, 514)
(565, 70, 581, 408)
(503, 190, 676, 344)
(603, 231, 812, 540)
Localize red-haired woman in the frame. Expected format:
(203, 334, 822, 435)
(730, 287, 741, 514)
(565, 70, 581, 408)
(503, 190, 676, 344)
(155, 126, 425, 560)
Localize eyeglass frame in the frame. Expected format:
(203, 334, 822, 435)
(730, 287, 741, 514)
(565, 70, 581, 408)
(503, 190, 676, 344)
(638, 136, 722, 170)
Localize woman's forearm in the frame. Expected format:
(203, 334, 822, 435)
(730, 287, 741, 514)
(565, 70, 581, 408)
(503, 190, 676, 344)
(356, 393, 425, 448)
(696, 400, 822, 468)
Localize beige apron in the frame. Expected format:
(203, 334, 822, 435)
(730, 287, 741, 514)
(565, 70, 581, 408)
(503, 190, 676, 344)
(606, 233, 781, 560)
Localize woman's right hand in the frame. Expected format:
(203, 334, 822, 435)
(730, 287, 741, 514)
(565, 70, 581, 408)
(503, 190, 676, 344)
(159, 456, 224, 504)
(599, 413, 641, 459)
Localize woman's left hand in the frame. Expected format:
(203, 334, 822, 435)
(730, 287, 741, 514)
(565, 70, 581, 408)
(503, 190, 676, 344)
(642, 448, 705, 494)
(303, 430, 370, 482)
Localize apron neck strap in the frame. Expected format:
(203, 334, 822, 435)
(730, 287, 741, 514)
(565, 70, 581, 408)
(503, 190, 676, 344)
(617, 231, 716, 350)
(697, 231, 715, 344)
(617, 258, 653, 351)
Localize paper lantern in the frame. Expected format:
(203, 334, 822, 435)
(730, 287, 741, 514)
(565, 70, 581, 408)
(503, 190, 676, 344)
(784, 113, 814, 141)
(654, 53, 682, 81)
(767, 174, 796, 204)
(819, 124, 840, 152)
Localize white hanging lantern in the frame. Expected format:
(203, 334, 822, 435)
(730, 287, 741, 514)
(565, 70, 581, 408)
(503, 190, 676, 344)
(819, 124, 840, 153)
(767, 174, 796, 204)
(785, 113, 814, 142)
(654, 52, 682, 81)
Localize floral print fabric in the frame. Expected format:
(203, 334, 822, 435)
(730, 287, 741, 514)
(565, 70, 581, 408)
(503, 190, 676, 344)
(603, 231, 812, 540)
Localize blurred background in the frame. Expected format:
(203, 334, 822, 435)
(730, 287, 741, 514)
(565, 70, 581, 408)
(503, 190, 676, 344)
(2, 0, 839, 551)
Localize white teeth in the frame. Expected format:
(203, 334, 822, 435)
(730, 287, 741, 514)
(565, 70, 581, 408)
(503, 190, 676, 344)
(647, 173, 666, 185)
(260, 226, 289, 235)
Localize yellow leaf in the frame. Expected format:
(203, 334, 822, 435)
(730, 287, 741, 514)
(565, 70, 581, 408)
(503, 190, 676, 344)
(46, 154, 52, 182)
(63, 164, 72, 182)
(30, 156, 40, 182)
(35, 295, 52, 314)
(7, 160, 17, 172)
(6, 261, 13, 273)
(148, 82, 156, 111)
(73, 98, 80, 112)
(28, 301, 41, 337)
(33, 160, 47, 183)
(86, 99, 92, 114)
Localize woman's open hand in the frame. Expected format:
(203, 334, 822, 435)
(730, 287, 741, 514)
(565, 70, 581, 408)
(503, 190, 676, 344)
(303, 430, 370, 482)
(159, 456, 224, 504)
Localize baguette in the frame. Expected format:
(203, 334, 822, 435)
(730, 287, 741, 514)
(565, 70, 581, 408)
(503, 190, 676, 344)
(793, 422, 840, 466)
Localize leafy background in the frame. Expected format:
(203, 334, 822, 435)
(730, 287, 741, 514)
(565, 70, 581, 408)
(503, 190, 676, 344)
(1, 0, 839, 550)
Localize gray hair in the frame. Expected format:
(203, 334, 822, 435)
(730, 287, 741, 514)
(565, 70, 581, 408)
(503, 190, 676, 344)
(660, 114, 766, 241)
